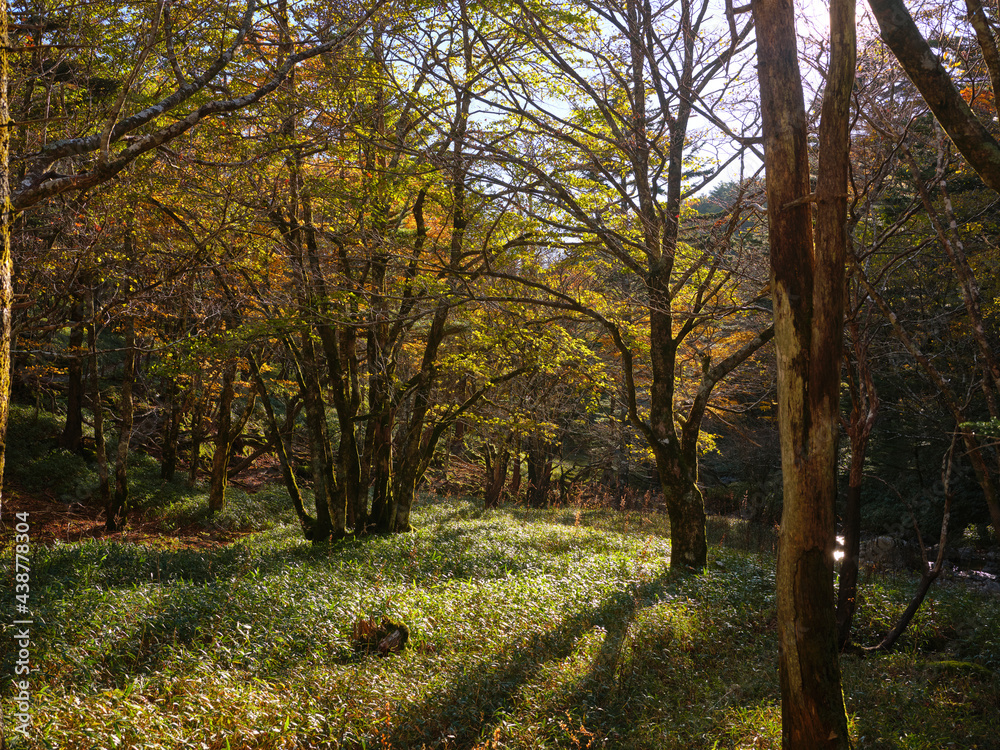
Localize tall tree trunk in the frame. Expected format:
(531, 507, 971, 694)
(160, 378, 182, 482)
(368, 389, 396, 532)
(248, 352, 315, 536)
(392, 297, 451, 531)
(188, 376, 205, 487)
(752, 0, 853, 745)
(107, 316, 136, 532)
(0, 0, 11, 518)
(60, 303, 85, 452)
(298, 333, 335, 540)
(299, 192, 355, 536)
(208, 359, 237, 515)
(483, 443, 510, 508)
(365, 242, 396, 533)
(836, 317, 879, 649)
(86, 289, 110, 508)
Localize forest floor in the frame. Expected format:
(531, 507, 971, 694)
(1, 481, 264, 549)
(2, 407, 999, 749)
(0, 486, 262, 547)
(3, 486, 1000, 749)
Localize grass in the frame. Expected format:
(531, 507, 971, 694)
(2, 494, 999, 749)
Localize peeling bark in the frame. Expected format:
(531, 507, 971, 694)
(752, 0, 853, 744)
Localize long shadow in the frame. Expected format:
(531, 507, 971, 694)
(27, 517, 674, 688)
(377, 569, 683, 749)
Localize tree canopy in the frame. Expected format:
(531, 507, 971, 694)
(3, 0, 1000, 745)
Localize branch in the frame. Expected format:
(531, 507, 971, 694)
(867, 0, 1000, 193)
(14, 0, 385, 210)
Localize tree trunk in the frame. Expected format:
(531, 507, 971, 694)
(484, 443, 510, 508)
(208, 359, 237, 515)
(392, 297, 452, 531)
(509, 436, 522, 501)
(188, 379, 205, 487)
(160, 378, 182, 481)
(659, 455, 706, 568)
(836, 318, 879, 649)
(752, 0, 853, 745)
(365, 241, 396, 533)
(298, 333, 336, 541)
(0, 0, 10, 517)
(86, 289, 110, 509)
(249, 352, 315, 537)
(368, 396, 396, 532)
(107, 316, 135, 532)
(60, 303, 85, 452)
(526, 438, 553, 509)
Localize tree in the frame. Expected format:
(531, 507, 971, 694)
(466, 0, 771, 568)
(868, 0, 1000, 192)
(0, 0, 382, 523)
(1, 0, 10, 520)
(751, 0, 853, 744)
(845, 33, 1000, 545)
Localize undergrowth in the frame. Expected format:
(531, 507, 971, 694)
(1, 497, 998, 749)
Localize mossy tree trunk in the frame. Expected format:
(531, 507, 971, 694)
(296, 333, 336, 541)
(249, 352, 315, 537)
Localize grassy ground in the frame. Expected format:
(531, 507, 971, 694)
(2, 490, 999, 749)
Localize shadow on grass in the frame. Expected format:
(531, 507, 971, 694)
(379, 569, 685, 749)
(29, 517, 670, 686)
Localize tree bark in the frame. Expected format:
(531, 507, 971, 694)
(188, 377, 206, 487)
(249, 352, 315, 536)
(509, 436, 522, 501)
(484, 443, 510, 508)
(0, 0, 10, 517)
(107, 316, 136, 532)
(297, 333, 336, 540)
(867, 0, 1000, 193)
(752, 0, 853, 745)
(526, 436, 554, 509)
(60, 303, 85, 452)
(207, 359, 237, 515)
(836, 316, 879, 649)
(86, 289, 110, 509)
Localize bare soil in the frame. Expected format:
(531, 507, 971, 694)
(0, 483, 257, 549)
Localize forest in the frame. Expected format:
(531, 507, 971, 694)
(1, 0, 999, 747)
